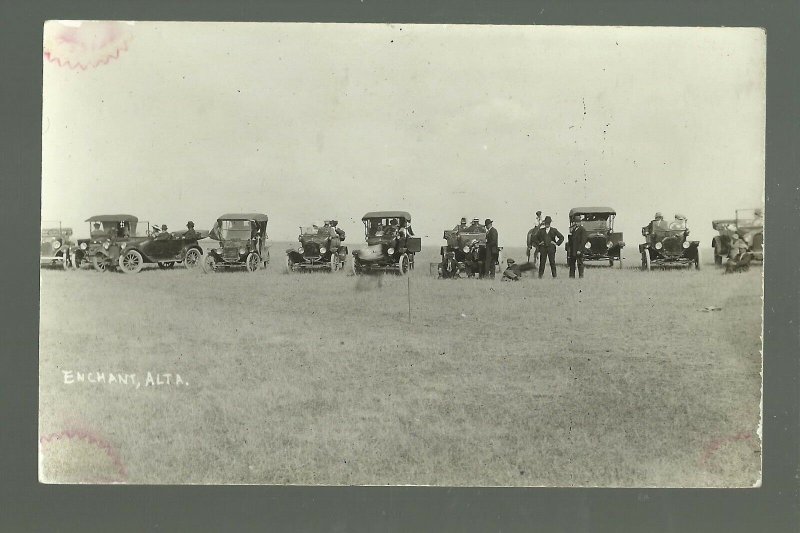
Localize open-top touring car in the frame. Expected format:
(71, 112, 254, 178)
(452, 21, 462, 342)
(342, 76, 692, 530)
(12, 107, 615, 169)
(639, 215, 700, 271)
(286, 222, 348, 273)
(351, 211, 421, 275)
(76, 215, 206, 273)
(203, 213, 270, 273)
(565, 207, 625, 267)
(40, 223, 74, 270)
(439, 220, 492, 278)
(712, 209, 763, 265)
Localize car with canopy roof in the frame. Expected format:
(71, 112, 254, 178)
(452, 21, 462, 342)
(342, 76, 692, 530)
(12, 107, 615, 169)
(40, 222, 74, 270)
(286, 222, 348, 273)
(203, 213, 270, 273)
(565, 207, 625, 268)
(639, 214, 700, 271)
(438, 219, 496, 278)
(76, 214, 207, 273)
(351, 211, 420, 275)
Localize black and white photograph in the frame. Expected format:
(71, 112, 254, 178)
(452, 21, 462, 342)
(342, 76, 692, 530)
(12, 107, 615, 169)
(39, 21, 764, 487)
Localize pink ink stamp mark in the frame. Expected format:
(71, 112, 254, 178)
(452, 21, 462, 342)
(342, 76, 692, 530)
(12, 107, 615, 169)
(39, 428, 128, 483)
(43, 21, 133, 70)
(699, 431, 754, 467)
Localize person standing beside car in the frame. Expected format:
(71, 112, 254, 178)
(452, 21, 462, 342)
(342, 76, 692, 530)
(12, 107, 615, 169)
(567, 214, 589, 279)
(534, 216, 564, 278)
(483, 219, 498, 279)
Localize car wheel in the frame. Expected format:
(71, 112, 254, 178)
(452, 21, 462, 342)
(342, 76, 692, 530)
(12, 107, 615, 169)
(694, 247, 701, 270)
(158, 261, 175, 269)
(352, 256, 362, 276)
(330, 253, 339, 272)
(641, 249, 651, 271)
(608, 258, 614, 267)
(91, 254, 107, 272)
(184, 248, 202, 270)
(202, 254, 217, 273)
(285, 255, 295, 274)
(617, 256, 623, 269)
(119, 249, 144, 274)
(398, 253, 410, 275)
(246, 252, 260, 272)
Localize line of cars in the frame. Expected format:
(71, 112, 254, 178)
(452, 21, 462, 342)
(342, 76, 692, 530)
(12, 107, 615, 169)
(41, 207, 763, 275)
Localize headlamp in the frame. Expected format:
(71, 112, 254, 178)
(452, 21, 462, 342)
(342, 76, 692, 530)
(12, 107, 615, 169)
(584, 241, 591, 249)
(387, 247, 395, 255)
(298, 247, 304, 254)
(463, 246, 470, 253)
(53, 239, 62, 249)
(655, 242, 663, 250)
(239, 247, 246, 255)
(80, 242, 87, 250)
(606, 241, 613, 248)
(320, 247, 327, 254)
(682, 241, 690, 249)
(103, 241, 110, 250)
(120, 242, 127, 249)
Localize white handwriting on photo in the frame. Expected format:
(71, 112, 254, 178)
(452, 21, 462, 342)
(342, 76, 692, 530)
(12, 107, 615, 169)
(61, 370, 188, 389)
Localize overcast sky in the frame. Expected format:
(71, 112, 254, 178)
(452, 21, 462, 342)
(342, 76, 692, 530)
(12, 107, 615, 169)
(42, 22, 765, 246)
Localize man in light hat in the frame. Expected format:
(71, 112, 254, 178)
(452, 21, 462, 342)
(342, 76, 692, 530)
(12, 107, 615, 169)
(533, 216, 564, 278)
(647, 212, 665, 234)
(482, 219, 499, 279)
(467, 217, 483, 233)
(526, 210, 544, 266)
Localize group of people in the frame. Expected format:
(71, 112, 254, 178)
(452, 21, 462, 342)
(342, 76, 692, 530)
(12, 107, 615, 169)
(373, 218, 414, 239)
(152, 221, 200, 241)
(522, 211, 573, 279)
(317, 220, 346, 241)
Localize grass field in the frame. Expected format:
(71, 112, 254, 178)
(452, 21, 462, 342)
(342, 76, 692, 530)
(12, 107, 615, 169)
(38, 245, 762, 486)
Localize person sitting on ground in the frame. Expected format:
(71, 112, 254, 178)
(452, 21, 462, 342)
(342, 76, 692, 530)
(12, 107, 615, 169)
(725, 233, 753, 273)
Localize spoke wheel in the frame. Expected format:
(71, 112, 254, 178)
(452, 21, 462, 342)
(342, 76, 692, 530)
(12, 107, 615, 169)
(641, 249, 651, 271)
(184, 248, 201, 270)
(119, 249, 144, 274)
(398, 253, 410, 276)
(286, 254, 295, 274)
(330, 253, 339, 272)
(202, 254, 217, 273)
(694, 247, 701, 270)
(352, 256, 362, 276)
(246, 252, 260, 272)
(92, 254, 107, 272)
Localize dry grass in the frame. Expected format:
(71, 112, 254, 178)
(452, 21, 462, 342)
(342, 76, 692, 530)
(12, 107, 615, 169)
(38, 245, 762, 486)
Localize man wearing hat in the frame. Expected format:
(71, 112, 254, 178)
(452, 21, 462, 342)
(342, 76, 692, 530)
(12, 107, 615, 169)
(647, 212, 665, 234)
(330, 220, 346, 241)
(482, 219, 499, 279)
(567, 213, 589, 279)
(156, 224, 172, 240)
(453, 217, 468, 232)
(183, 221, 200, 241)
(533, 216, 564, 278)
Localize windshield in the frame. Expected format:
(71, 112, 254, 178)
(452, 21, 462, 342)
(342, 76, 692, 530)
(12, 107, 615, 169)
(89, 220, 137, 238)
(667, 219, 687, 231)
(581, 220, 610, 232)
(218, 220, 253, 240)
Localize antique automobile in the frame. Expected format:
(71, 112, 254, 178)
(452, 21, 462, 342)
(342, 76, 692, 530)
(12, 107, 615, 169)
(40, 223, 74, 270)
(438, 220, 497, 278)
(286, 222, 348, 273)
(565, 207, 625, 267)
(351, 211, 421, 275)
(639, 215, 700, 270)
(202, 213, 270, 273)
(76, 215, 206, 274)
(711, 208, 763, 265)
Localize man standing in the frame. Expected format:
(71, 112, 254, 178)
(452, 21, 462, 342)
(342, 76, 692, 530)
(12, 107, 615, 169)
(483, 219, 498, 279)
(534, 216, 564, 278)
(567, 214, 589, 279)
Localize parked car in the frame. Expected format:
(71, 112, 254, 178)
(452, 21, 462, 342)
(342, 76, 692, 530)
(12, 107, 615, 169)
(711, 208, 763, 265)
(351, 211, 421, 275)
(202, 213, 270, 272)
(76, 215, 206, 274)
(286, 223, 348, 273)
(438, 220, 493, 278)
(40, 223, 74, 270)
(639, 215, 700, 270)
(565, 207, 625, 267)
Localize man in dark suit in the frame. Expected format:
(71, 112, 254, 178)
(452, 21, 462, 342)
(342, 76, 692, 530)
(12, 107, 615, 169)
(483, 219, 498, 279)
(534, 216, 564, 278)
(567, 214, 589, 279)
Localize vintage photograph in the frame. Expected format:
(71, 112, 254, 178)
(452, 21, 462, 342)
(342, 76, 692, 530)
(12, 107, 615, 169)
(39, 22, 764, 486)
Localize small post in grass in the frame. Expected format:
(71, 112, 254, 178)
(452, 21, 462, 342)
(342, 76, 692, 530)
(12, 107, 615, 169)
(407, 275, 412, 323)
